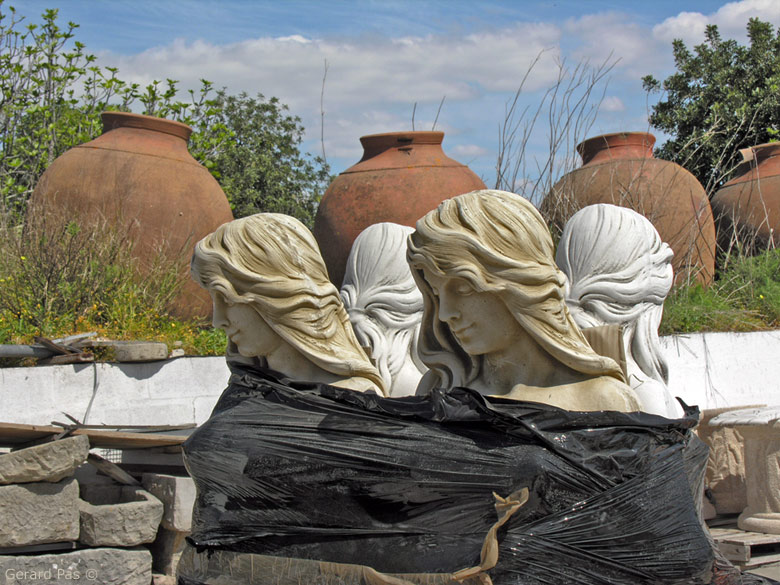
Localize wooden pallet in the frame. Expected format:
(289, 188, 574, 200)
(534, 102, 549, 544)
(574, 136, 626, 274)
(711, 526, 780, 568)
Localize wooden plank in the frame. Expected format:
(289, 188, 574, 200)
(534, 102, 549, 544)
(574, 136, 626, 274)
(711, 527, 780, 546)
(87, 452, 141, 486)
(716, 541, 750, 563)
(0, 422, 64, 444)
(0, 422, 187, 450)
(744, 551, 780, 568)
(50, 423, 195, 432)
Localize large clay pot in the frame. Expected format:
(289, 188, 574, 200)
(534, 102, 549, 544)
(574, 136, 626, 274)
(312, 131, 486, 286)
(543, 132, 716, 285)
(30, 111, 233, 320)
(712, 143, 780, 254)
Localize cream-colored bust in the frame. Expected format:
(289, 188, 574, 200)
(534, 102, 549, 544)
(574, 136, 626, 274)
(340, 223, 425, 397)
(408, 190, 640, 412)
(191, 213, 386, 396)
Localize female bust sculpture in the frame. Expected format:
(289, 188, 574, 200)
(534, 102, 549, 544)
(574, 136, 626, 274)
(556, 204, 682, 418)
(407, 189, 640, 412)
(191, 213, 385, 396)
(340, 222, 426, 397)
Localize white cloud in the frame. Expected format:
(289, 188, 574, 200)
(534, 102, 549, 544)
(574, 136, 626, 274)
(275, 35, 312, 44)
(451, 144, 489, 158)
(104, 22, 563, 118)
(93, 7, 730, 179)
(600, 96, 625, 112)
(654, 0, 780, 46)
(564, 12, 671, 79)
(99, 22, 567, 174)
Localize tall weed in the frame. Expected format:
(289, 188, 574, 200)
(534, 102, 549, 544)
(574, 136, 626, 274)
(0, 207, 225, 355)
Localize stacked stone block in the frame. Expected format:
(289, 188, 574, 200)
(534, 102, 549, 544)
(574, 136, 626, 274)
(0, 435, 164, 585)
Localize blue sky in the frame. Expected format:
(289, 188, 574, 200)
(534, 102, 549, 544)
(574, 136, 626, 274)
(9, 1, 780, 192)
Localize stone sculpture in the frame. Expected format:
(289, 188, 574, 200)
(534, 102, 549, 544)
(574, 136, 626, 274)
(556, 204, 684, 418)
(408, 189, 640, 412)
(340, 222, 426, 397)
(190, 213, 385, 396)
(710, 407, 780, 535)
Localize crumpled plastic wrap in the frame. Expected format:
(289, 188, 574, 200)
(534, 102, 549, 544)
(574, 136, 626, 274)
(179, 364, 774, 585)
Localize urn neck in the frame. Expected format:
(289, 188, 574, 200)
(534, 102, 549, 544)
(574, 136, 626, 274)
(100, 111, 192, 143)
(752, 142, 780, 165)
(577, 132, 656, 166)
(359, 131, 444, 161)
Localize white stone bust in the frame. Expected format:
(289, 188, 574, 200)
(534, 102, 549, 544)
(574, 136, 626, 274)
(340, 223, 426, 397)
(407, 189, 640, 413)
(191, 213, 386, 396)
(555, 204, 683, 418)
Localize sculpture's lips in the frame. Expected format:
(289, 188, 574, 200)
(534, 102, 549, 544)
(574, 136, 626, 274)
(451, 325, 473, 338)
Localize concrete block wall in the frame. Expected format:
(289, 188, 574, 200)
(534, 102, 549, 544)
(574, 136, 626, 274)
(1, 356, 229, 427)
(2, 332, 780, 428)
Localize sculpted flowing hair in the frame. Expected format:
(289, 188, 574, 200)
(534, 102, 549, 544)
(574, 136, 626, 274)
(340, 223, 424, 393)
(556, 204, 673, 388)
(407, 189, 625, 390)
(191, 213, 384, 393)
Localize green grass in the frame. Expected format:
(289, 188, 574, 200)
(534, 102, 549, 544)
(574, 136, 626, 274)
(660, 248, 780, 334)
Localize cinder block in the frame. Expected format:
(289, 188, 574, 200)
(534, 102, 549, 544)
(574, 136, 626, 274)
(142, 473, 195, 532)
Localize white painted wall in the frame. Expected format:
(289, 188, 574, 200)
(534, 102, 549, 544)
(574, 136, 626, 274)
(0, 357, 229, 426)
(661, 330, 780, 411)
(2, 330, 779, 426)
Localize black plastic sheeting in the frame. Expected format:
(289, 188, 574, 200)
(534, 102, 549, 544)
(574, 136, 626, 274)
(183, 365, 775, 585)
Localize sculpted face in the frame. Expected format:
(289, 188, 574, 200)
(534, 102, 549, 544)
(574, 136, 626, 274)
(423, 269, 523, 357)
(211, 292, 283, 358)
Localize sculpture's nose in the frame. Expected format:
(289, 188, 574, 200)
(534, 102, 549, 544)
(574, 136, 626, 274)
(212, 296, 229, 330)
(437, 289, 460, 324)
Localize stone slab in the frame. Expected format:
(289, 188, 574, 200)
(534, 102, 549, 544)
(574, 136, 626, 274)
(142, 473, 195, 531)
(0, 478, 79, 547)
(0, 546, 152, 585)
(711, 406, 780, 428)
(84, 340, 169, 362)
(78, 487, 163, 547)
(0, 435, 89, 485)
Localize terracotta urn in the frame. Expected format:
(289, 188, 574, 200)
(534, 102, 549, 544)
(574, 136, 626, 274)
(712, 142, 780, 254)
(30, 112, 234, 320)
(543, 132, 716, 285)
(312, 131, 486, 286)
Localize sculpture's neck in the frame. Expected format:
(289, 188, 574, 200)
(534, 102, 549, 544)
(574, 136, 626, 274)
(266, 342, 329, 384)
(474, 328, 584, 395)
(266, 340, 378, 393)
